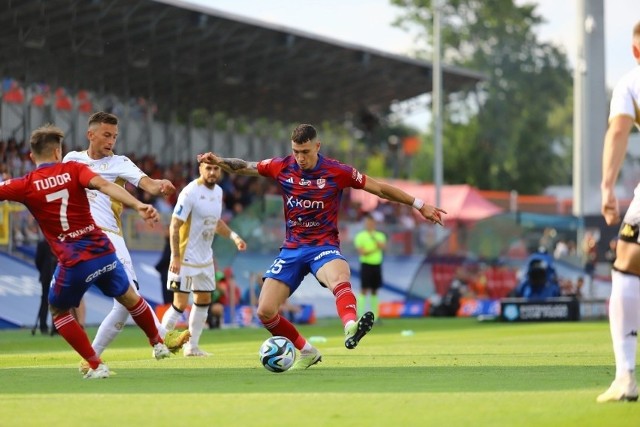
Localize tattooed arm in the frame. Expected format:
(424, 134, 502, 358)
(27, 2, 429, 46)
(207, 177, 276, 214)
(197, 152, 261, 176)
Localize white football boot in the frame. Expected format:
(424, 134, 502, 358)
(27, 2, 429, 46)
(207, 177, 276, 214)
(597, 371, 639, 403)
(83, 363, 110, 379)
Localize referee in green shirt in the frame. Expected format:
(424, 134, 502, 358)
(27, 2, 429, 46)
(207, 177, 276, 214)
(354, 213, 387, 321)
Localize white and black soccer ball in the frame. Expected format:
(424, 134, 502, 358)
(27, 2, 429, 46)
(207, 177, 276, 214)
(259, 336, 296, 373)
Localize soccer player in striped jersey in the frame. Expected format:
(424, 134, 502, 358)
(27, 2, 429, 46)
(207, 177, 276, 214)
(161, 160, 247, 356)
(198, 123, 446, 369)
(0, 124, 171, 378)
(64, 112, 189, 371)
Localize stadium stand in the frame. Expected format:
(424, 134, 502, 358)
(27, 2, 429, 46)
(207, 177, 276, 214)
(0, 0, 482, 156)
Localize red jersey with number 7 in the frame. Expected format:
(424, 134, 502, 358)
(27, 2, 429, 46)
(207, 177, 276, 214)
(0, 161, 115, 267)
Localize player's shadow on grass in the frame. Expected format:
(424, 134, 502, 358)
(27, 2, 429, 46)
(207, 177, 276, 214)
(3, 365, 613, 394)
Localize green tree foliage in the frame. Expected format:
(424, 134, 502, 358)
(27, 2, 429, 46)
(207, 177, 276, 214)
(391, 0, 573, 192)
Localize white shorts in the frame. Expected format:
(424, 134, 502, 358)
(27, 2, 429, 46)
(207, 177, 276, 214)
(104, 230, 137, 283)
(167, 264, 217, 293)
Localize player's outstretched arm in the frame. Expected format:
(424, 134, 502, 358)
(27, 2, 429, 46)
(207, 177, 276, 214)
(363, 176, 446, 226)
(197, 152, 261, 177)
(138, 176, 176, 197)
(215, 220, 247, 251)
(89, 175, 160, 225)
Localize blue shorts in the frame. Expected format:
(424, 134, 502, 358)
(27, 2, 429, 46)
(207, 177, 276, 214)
(263, 245, 346, 294)
(48, 252, 131, 310)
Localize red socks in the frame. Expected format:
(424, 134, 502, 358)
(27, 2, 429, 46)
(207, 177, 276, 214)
(127, 298, 162, 345)
(333, 282, 357, 325)
(260, 282, 357, 350)
(262, 314, 306, 350)
(53, 313, 101, 369)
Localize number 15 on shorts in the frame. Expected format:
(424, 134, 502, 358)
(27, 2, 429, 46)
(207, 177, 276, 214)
(268, 259, 285, 274)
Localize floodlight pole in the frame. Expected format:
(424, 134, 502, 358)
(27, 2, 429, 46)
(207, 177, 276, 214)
(573, 0, 586, 278)
(433, 0, 444, 240)
(574, 0, 606, 297)
(433, 0, 443, 216)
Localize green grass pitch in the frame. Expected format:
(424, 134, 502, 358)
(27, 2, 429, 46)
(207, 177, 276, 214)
(0, 318, 637, 427)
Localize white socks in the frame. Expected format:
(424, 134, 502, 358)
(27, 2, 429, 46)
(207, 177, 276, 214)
(93, 299, 167, 356)
(188, 304, 209, 348)
(161, 305, 182, 331)
(92, 302, 129, 356)
(609, 270, 640, 379)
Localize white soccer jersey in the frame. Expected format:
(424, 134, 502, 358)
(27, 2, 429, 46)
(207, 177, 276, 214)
(173, 178, 223, 271)
(609, 66, 640, 128)
(63, 151, 147, 235)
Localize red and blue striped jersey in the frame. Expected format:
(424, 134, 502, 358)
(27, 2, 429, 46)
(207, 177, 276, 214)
(0, 161, 115, 267)
(258, 154, 366, 248)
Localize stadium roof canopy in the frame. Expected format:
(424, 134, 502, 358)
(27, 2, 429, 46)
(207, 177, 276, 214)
(0, 0, 483, 125)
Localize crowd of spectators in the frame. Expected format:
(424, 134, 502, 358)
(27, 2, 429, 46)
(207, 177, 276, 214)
(0, 138, 282, 245)
(0, 133, 454, 257)
(0, 137, 40, 245)
(118, 152, 272, 224)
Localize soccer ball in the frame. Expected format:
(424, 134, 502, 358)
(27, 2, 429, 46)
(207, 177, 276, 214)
(259, 336, 296, 373)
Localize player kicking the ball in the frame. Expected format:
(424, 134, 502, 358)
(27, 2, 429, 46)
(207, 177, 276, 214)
(198, 123, 446, 369)
(0, 124, 171, 378)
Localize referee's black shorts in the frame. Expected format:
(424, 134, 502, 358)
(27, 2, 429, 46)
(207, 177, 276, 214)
(360, 263, 383, 291)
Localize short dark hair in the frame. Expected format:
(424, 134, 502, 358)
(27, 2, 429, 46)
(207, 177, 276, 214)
(88, 111, 118, 128)
(30, 124, 64, 156)
(291, 124, 317, 144)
